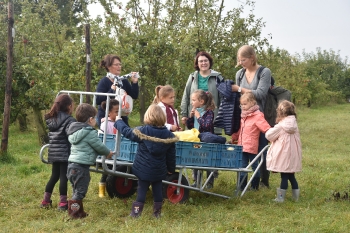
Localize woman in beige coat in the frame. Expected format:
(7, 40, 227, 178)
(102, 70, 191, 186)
(266, 100, 302, 203)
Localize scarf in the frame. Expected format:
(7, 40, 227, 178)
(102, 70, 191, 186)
(107, 72, 123, 87)
(194, 107, 206, 129)
(163, 103, 179, 127)
(241, 104, 260, 118)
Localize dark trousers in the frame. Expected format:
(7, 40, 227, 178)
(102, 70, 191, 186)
(258, 132, 269, 186)
(280, 173, 299, 189)
(45, 162, 68, 195)
(240, 152, 260, 190)
(67, 163, 91, 200)
(136, 179, 163, 203)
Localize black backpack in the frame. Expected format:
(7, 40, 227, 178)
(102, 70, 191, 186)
(238, 66, 291, 126)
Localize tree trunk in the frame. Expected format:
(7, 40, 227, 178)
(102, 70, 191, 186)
(17, 113, 27, 132)
(32, 106, 48, 145)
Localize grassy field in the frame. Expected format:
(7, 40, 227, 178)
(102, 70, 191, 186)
(1, 104, 350, 233)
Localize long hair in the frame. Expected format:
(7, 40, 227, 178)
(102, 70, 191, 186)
(152, 85, 175, 104)
(45, 94, 73, 120)
(276, 100, 297, 123)
(99, 54, 121, 72)
(236, 45, 258, 67)
(194, 51, 213, 71)
(144, 104, 166, 127)
(192, 90, 216, 110)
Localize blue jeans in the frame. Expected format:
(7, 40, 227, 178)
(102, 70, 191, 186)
(240, 152, 260, 190)
(67, 163, 91, 200)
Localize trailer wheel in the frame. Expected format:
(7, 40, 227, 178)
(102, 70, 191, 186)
(163, 173, 189, 204)
(106, 166, 137, 198)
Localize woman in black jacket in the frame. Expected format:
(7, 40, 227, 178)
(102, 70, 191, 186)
(40, 94, 76, 211)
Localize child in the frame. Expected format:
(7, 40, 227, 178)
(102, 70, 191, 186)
(67, 103, 113, 219)
(153, 85, 182, 132)
(186, 90, 216, 188)
(40, 94, 76, 211)
(114, 104, 178, 218)
(265, 100, 302, 202)
(98, 99, 119, 198)
(231, 92, 270, 190)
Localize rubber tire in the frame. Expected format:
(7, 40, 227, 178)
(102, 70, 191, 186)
(106, 165, 137, 198)
(162, 172, 189, 204)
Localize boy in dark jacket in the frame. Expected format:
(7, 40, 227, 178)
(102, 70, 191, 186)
(114, 104, 178, 218)
(66, 103, 113, 219)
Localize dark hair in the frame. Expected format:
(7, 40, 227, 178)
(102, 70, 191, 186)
(152, 85, 175, 104)
(192, 90, 216, 110)
(75, 103, 97, 123)
(101, 99, 120, 112)
(99, 54, 121, 72)
(276, 100, 297, 123)
(194, 51, 213, 71)
(45, 94, 73, 120)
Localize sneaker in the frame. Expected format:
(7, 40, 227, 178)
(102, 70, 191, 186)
(40, 200, 52, 209)
(57, 202, 68, 211)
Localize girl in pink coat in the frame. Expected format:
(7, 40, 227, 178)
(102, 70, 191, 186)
(266, 100, 302, 203)
(232, 92, 270, 190)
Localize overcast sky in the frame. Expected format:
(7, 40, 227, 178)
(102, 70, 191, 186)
(88, 0, 350, 60)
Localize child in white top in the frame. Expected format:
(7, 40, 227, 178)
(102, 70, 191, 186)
(153, 85, 182, 132)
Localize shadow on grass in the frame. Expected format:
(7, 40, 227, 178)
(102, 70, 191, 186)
(0, 152, 17, 164)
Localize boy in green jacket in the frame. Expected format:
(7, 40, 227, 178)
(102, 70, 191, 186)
(67, 103, 113, 219)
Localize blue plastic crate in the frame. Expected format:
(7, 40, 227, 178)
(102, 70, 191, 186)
(175, 141, 219, 167)
(98, 134, 137, 162)
(216, 144, 243, 168)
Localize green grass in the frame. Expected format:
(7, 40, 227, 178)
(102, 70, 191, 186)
(1, 104, 350, 232)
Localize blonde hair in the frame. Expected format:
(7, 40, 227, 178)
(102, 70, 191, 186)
(276, 100, 297, 123)
(192, 90, 216, 110)
(144, 104, 166, 127)
(152, 85, 175, 104)
(236, 45, 258, 67)
(240, 92, 257, 106)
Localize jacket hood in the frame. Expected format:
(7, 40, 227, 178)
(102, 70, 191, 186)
(67, 122, 95, 144)
(46, 112, 71, 132)
(279, 115, 298, 134)
(133, 128, 178, 156)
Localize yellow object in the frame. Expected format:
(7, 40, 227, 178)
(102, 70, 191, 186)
(99, 182, 106, 198)
(173, 128, 200, 142)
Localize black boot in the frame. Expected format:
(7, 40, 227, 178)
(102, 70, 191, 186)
(68, 200, 88, 219)
(153, 202, 162, 218)
(130, 201, 144, 218)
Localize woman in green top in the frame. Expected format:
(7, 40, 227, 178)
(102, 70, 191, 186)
(180, 51, 224, 189)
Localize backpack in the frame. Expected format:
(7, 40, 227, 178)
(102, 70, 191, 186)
(238, 66, 292, 126)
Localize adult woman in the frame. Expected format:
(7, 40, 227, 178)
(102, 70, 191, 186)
(231, 45, 272, 189)
(95, 54, 139, 197)
(180, 51, 224, 188)
(96, 54, 139, 127)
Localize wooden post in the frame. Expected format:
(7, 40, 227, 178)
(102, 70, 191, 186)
(1, 1, 14, 153)
(85, 24, 91, 104)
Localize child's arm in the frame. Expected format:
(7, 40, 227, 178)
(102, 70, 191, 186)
(114, 119, 141, 142)
(265, 124, 282, 142)
(87, 130, 112, 156)
(197, 110, 214, 132)
(231, 131, 239, 144)
(256, 115, 271, 134)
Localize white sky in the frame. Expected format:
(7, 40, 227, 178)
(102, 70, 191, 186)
(88, 0, 350, 60)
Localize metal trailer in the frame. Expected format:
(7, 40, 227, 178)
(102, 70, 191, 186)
(39, 90, 268, 204)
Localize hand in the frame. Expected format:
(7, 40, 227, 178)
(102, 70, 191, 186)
(194, 109, 200, 118)
(190, 108, 195, 118)
(111, 84, 116, 91)
(107, 151, 113, 159)
(130, 72, 139, 84)
(181, 117, 187, 125)
(171, 125, 177, 132)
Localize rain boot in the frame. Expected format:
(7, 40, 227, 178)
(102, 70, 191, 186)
(153, 202, 163, 218)
(68, 200, 88, 219)
(130, 201, 144, 218)
(99, 182, 106, 198)
(40, 192, 52, 208)
(57, 195, 68, 211)
(292, 189, 300, 201)
(274, 188, 286, 203)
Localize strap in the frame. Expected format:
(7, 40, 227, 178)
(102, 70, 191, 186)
(238, 69, 246, 86)
(256, 66, 266, 81)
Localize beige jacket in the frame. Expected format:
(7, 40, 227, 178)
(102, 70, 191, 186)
(266, 115, 302, 173)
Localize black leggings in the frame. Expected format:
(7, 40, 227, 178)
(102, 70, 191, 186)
(280, 172, 298, 190)
(45, 162, 68, 195)
(136, 179, 163, 203)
